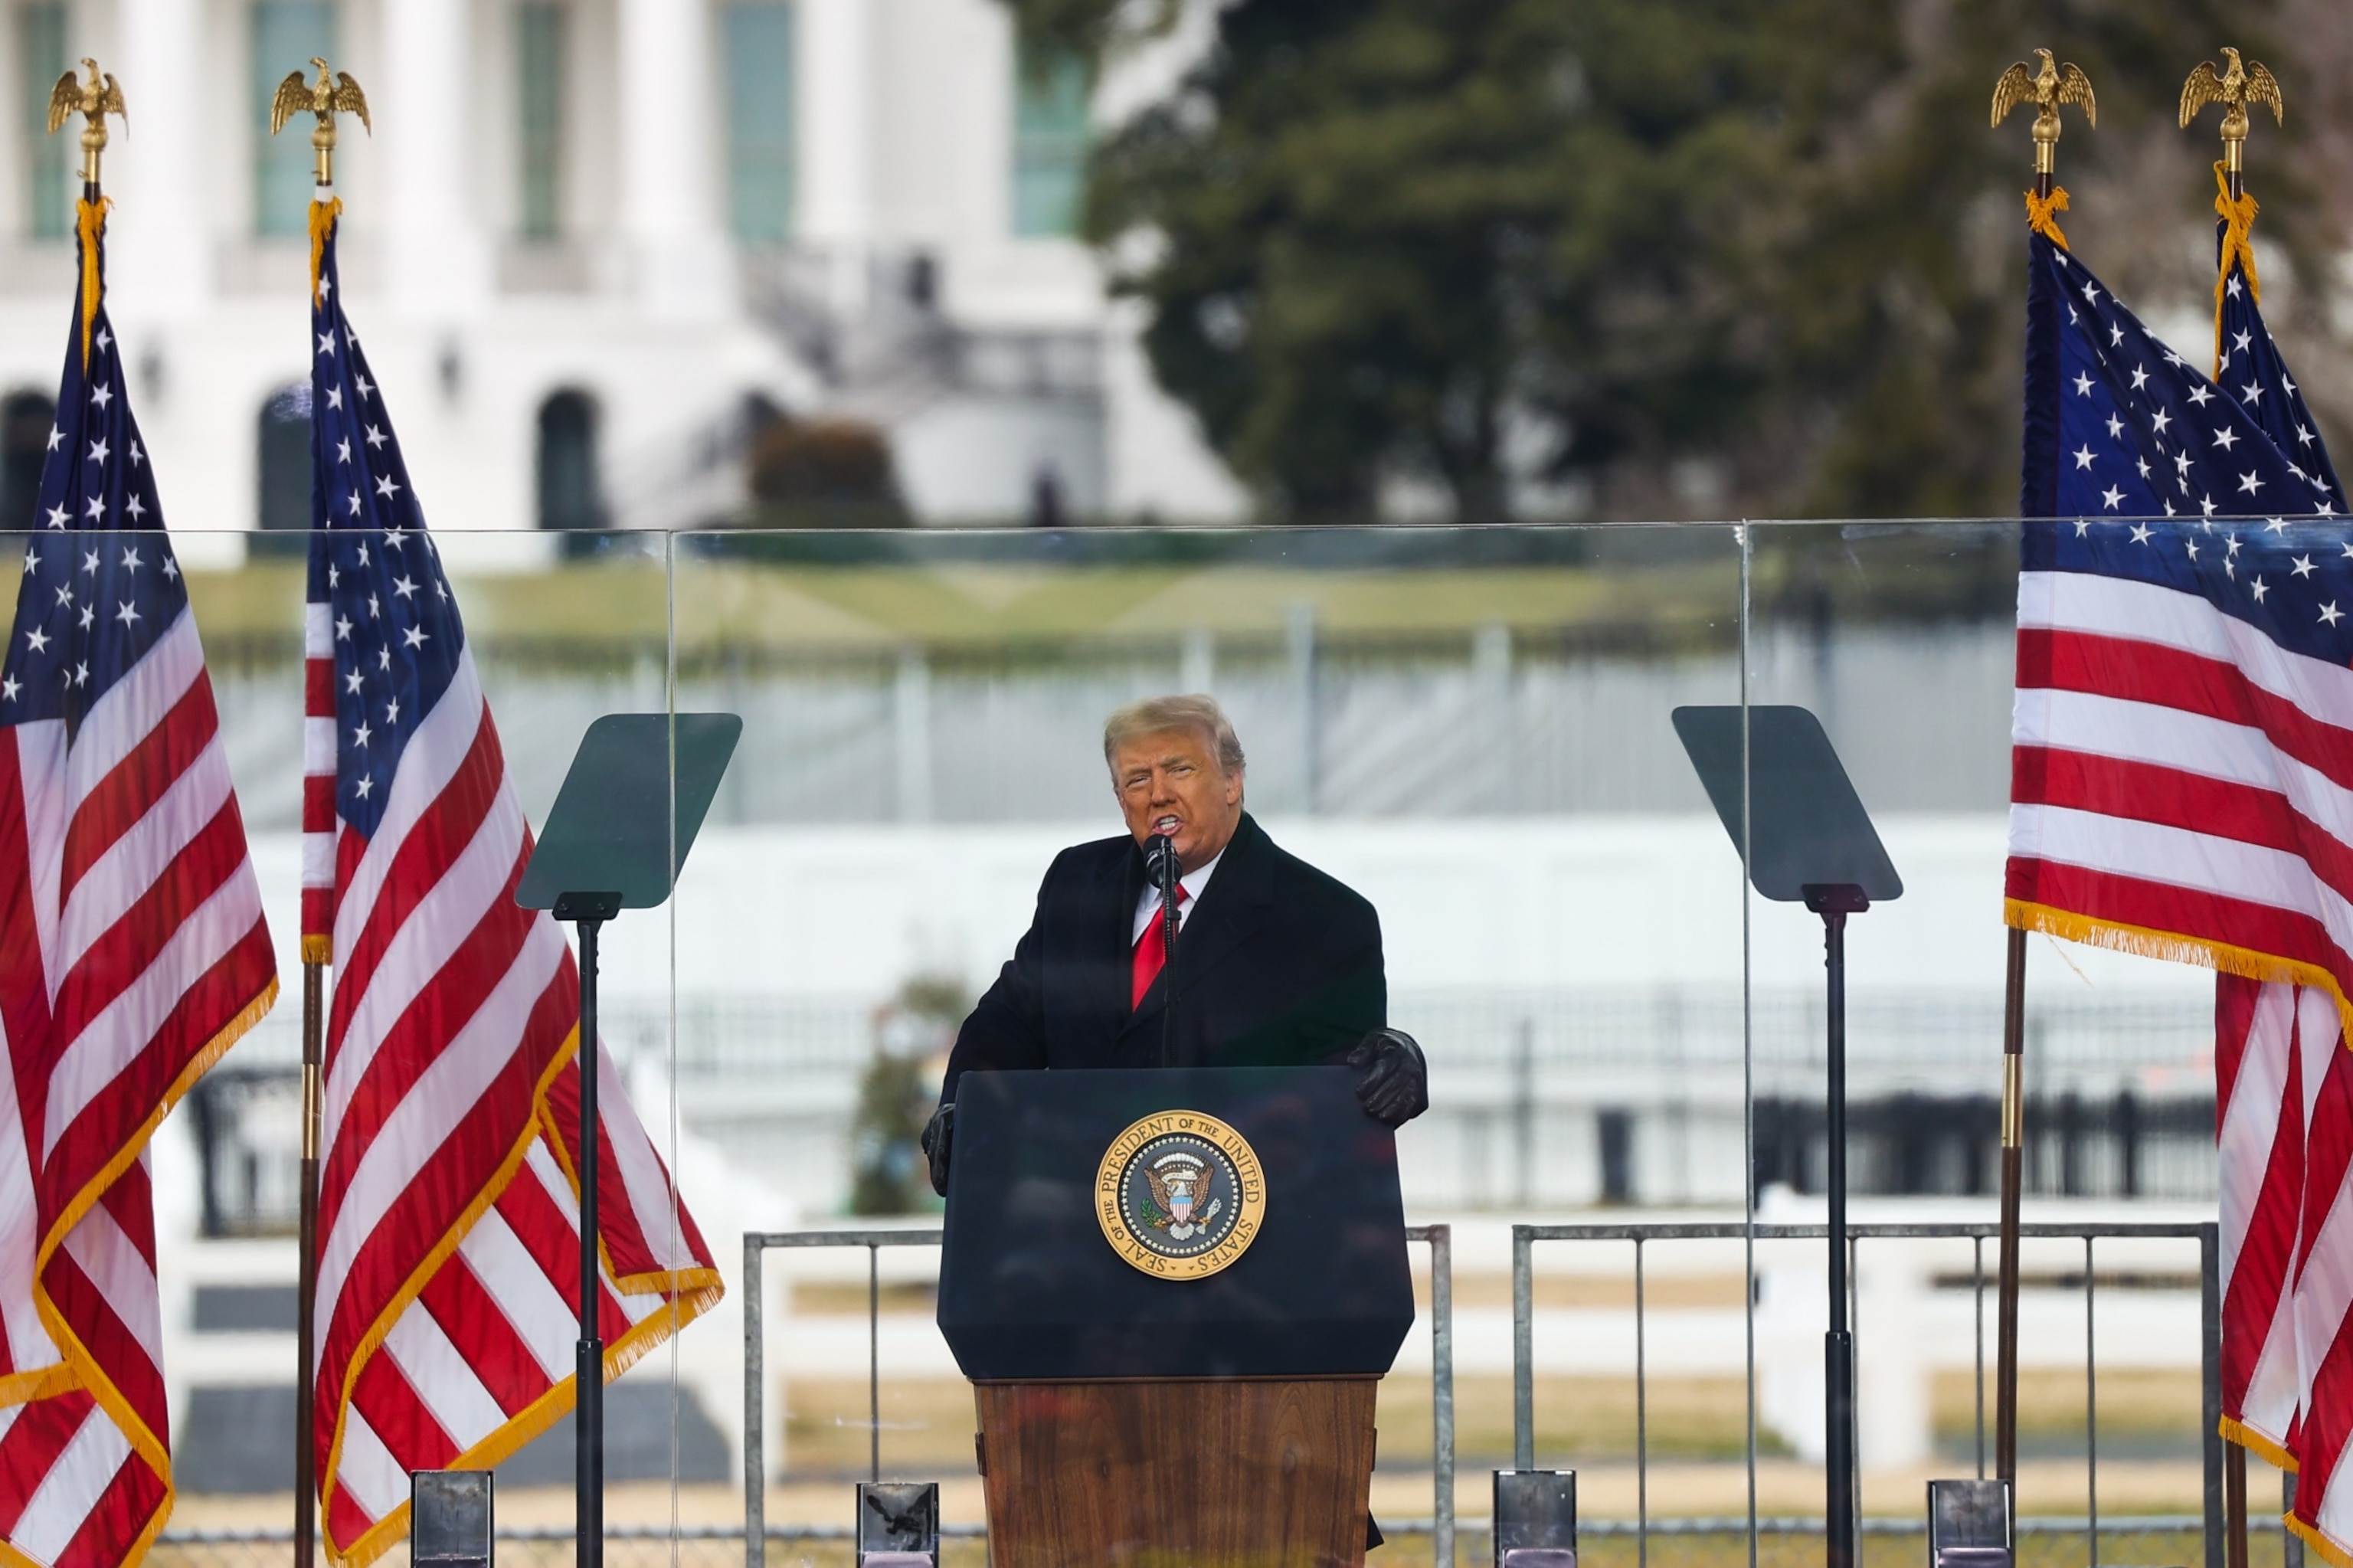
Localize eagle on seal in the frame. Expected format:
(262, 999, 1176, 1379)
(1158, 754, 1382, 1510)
(1145, 1155, 1212, 1233)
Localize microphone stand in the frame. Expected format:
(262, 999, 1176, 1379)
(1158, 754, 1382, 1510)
(1151, 835, 1180, 1066)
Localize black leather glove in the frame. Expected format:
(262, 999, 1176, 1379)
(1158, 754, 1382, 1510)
(1347, 1028, 1428, 1128)
(920, 1103, 954, 1196)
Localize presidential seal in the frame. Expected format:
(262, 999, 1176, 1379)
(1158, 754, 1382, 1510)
(1095, 1110, 1266, 1279)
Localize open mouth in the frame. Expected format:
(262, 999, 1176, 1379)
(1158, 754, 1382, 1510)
(1153, 815, 1182, 836)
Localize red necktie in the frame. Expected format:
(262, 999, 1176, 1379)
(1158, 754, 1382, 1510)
(1131, 886, 1190, 1009)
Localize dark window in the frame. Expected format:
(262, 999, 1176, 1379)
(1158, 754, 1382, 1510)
(175, 1381, 728, 1495)
(18, 4, 68, 239)
(537, 389, 605, 548)
(0, 391, 55, 529)
(1012, 38, 1089, 237)
(254, 382, 310, 555)
(724, 2, 794, 242)
(515, 2, 565, 239)
(193, 1285, 298, 1332)
(250, 2, 337, 237)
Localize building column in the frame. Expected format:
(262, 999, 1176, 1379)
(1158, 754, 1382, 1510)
(797, 0, 872, 244)
(796, 0, 872, 318)
(384, 0, 491, 317)
(619, 0, 728, 318)
(110, 0, 209, 314)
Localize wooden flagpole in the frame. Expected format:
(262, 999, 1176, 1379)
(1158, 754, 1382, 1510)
(1988, 47, 2093, 1488)
(296, 961, 323, 1568)
(2181, 51, 2284, 1568)
(269, 61, 368, 1566)
(1996, 927, 2025, 1482)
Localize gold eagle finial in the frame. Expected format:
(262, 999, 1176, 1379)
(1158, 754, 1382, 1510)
(2181, 47, 2282, 179)
(46, 59, 126, 188)
(1991, 48, 2096, 178)
(269, 57, 369, 187)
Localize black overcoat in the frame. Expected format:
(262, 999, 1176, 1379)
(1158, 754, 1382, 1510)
(938, 813, 1384, 1102)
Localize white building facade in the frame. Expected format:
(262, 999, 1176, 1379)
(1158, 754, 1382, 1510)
(0, 0, 1245, 551)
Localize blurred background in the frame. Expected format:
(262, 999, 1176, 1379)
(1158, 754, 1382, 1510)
(0, 0, 2345, 538)
(8, 0, 2347, 1559)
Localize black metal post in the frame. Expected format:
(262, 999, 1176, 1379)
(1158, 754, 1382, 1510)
(1159, 854, 1180, 1066)
(575, 916, 604, 1568)
(296, 957, 325, 1568)
(1810, 884, 1867, 1568)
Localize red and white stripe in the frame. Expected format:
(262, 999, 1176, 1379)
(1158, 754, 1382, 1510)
(301, 601, 335, 961)
(323, 1055, 713, 1550)
(2010, 561, 2353, 1558)
(0, 600, 279, 1567)
(2008, 566, 2353, 1001)
(2220, 975, 2309, 1465)
(309, 642, 718, 1568)
(2292, 985, 2353, 1557)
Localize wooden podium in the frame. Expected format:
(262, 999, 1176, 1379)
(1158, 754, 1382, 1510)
(939, 1067, 1413, 1568)
(975, 1378, 1377, 1566)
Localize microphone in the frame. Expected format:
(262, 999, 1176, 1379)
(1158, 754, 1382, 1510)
(1143, 833, 1178, 892)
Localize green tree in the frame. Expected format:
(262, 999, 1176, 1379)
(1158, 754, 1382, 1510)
(847, 977, 967, 1216)
(1016, 0, 2331, 522)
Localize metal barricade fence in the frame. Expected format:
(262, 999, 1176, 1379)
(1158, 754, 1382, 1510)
(139, 1514, 2288, 1568)
(1513, 1219, 2227, 1568)
(143, 1216, 2234, 1567)
(740, 1224, 1457, 1568)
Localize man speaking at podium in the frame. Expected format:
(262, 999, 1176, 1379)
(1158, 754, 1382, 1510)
(923, 694, 1426, 1193)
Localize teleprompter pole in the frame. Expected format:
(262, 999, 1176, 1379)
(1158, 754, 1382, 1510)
(513, 715, 741, 1568)
(1809, 884, 1868, 1568)
(575, 915, 606, 1568)
(1996, 926, 2027, 1484)
(1669, 706, 1896, 1565)
(295, 958, 324, 1566)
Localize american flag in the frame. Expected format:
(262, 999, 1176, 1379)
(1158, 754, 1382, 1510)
(2210, 205, 2353, 1553)
(2213, 193, 2345, 512)
(0, 199, 278, 1566)
(299, 202, 721, 1567)
(2005, 203, 2353, 1553)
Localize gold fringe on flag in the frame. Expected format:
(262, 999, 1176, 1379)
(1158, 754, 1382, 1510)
(309, 196, 342, 306)
(2213, 163, 2262, 379)
(2024, 185, 2072, 250)
(316, 1025, 725, 1568)
(2289, 1512, 2353, 1568)
(74, 196, 108, 368)
(2214, 165, 2262, 303)
(2220, 1413, 2299, 1474)
(2004, 897, 2353, 1050)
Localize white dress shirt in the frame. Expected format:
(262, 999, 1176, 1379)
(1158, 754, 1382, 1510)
(1131, 847, 1223, 944)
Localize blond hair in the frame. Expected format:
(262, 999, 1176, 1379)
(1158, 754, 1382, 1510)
(1102, 694, 1245, 777)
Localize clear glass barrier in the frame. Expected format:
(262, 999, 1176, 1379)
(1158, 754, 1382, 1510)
(109, 519, 2220, 1568)
(670, 522, 1746, 1560)
(1746, 520, 2211, 1561)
